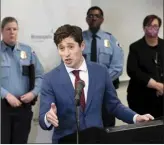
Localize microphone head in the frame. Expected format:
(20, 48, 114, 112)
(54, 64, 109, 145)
(75, 80, 85, 106)
(77, 80, 85, 87)
(76, 80, 85, 94)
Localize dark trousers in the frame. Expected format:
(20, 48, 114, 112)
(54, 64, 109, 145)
(102, 78, 120, 127)
(1, 99, 33, 144)
(127, 94, 163, 119)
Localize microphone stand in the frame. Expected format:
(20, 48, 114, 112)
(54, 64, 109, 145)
(75, 98, 80, 144)
(74, 80, 85, 144)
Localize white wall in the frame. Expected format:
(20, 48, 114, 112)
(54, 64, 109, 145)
(1, 0, 90, 73)
(92, 0, 163, 81)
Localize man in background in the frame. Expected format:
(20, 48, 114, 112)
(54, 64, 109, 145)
(82, 6, 124, 127)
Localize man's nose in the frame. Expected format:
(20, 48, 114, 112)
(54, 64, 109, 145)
(91, 16, 97, 20)
(64, 49, 70, 56)
(10, 29, 15, 34)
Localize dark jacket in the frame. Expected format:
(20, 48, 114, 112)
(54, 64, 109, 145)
(126, 37, 164, 117)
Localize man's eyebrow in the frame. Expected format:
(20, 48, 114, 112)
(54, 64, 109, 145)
(58, 44, 63, 47)
(58, 43, 75, 47)
(67, 43, 75, 45)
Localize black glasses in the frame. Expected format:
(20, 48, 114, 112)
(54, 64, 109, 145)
(146, 25, 159, 29)
(87, 14, 103, 19)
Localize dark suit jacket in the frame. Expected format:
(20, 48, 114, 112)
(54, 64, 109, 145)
(127, 37, 164, 116)
(39, 61, 136, 143)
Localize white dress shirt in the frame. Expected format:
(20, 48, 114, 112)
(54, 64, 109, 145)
(64, 58, 89, 102)
(44, 59, 89, 127)
(44, 59, 138, 127)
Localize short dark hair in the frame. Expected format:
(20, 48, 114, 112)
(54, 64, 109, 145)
(87, 6, 104, 17)
(143, 14, 162, 27)
(53, 24, 83, 46)
(1, 16, 18, 29)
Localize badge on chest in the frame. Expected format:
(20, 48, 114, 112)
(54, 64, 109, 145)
(20, 51, 27, 59)
(104, 39, 110, 48)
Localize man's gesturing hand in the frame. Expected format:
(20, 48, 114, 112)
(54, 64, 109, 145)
(46, 103, 59, 127)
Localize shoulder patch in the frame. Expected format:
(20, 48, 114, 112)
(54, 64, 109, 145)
(116, 41, 122, 48)
(32, 50, 36, 55)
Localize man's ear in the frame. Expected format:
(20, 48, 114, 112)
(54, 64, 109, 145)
(81, 41, 85, 51)
(101, 17, 104, 24)
(86, 17, 88, 23)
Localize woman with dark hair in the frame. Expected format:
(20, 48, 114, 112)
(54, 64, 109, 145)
(127, 14, 164, 118)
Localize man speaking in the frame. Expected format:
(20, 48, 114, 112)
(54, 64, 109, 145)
(39, 24, 154, 143)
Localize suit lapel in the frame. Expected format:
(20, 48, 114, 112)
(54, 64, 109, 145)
(85, 62, 96, 114)
(59, 63, 75, 104)
(58, 62, 97, 114)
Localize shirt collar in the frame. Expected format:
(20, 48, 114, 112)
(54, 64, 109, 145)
(1, 41, 7, 52)
(64, 58, 88, 74)
(87, 29, 104, 39)
(1, 40, 20, 52)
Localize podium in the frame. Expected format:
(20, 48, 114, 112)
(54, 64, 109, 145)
(59, 119, 164, 144)
(105, 119, 164, 143)
(58, 127, 108, 144)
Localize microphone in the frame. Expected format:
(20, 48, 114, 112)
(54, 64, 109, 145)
(75, 80, 85, 106)
(74, 80, 85, 144)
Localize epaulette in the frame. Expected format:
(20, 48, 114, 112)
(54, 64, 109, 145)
(105, 32, 112, 35)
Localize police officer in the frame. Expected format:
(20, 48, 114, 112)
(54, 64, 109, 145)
(0, 17, 44, 143)
(82, 6, 124, 127)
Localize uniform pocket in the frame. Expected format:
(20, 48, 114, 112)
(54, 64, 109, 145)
(1, 63, 10, 78)
(1, 63, 10, 87)
(99, 47, 112, 65)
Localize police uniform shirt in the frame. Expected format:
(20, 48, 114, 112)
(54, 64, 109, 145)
(0, 41, 44, 98)
(82, 29, 124, 81)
